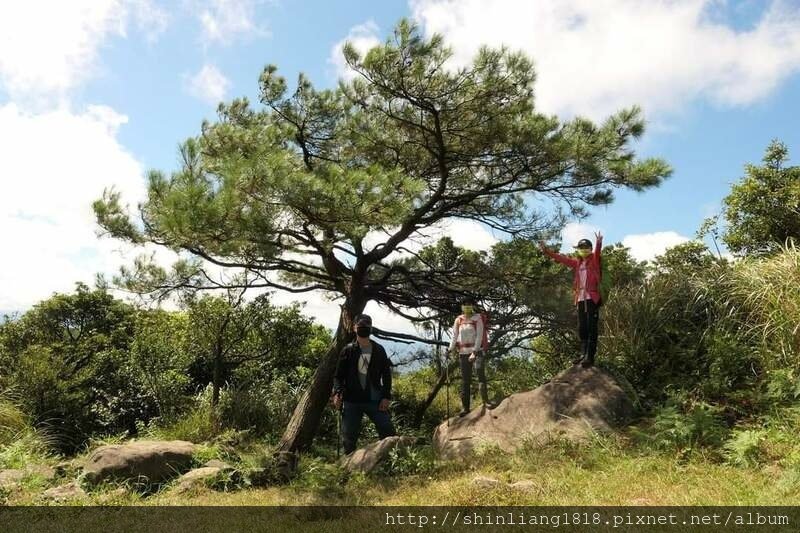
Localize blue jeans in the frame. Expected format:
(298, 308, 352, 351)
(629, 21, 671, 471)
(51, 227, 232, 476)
(341, 400, 396, 454)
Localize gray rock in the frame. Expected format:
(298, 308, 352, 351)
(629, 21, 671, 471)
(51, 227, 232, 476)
(174, 466, 223, 493)
(25, 464, 56, 481)
(509, 480, 540, 492)
(340, 436, 417, 474)
(472, 475, 502, 489)
(0, 469, 25, 489)
(434, 366, 634, 459)
(41, 482, 86, 502)
(82, 440, 196, 485)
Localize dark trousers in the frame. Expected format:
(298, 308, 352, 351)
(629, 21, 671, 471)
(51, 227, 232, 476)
(341, 400, 396, 454)
(459, 352, 488, 411)
(577, 299, 600, 363)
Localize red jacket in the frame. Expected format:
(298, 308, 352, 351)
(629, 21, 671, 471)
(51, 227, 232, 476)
(542, 236, 603, 305)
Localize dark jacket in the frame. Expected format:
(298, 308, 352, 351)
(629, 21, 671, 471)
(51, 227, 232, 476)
(333, 340, 392, 402)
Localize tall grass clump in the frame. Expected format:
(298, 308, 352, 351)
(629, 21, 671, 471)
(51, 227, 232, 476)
(0, 392, 54, 468)
(600, 270, 718, 406)
(718, 244, 800, 371)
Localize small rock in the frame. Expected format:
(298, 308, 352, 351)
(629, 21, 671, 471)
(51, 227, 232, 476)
(41, 482, 86, 502)
(174, 465, 240, 493)
(509, 480, 540, 492)
(472, 475, 502, 489)
(0, 469, 25, 489)
(274, 451, 298, 481)
(54, 460, 76, 477)
(25, 464, 56, 481)
(174, 467, 222, 493)
(340, 436, 417, 474)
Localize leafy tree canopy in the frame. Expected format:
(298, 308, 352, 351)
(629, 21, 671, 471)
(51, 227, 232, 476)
(721, 140, 800, 257)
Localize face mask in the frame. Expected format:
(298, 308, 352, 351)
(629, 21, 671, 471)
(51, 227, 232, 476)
(461, 306, 474, 316)
(356, 326, 372, 338)
(576, 249, 591, 258)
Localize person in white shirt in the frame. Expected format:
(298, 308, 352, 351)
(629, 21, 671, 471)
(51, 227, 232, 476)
(449, 297, 490, 416)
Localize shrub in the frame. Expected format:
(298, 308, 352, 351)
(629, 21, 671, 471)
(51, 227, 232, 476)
(637, 396, 728, 453)
(723, 429, 767, 467)
(380, 445, 435, 477)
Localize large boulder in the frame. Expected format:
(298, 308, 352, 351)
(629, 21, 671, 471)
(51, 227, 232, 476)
(82, 440, 197, 485)
(340, 436, 418, 474)
(434, 366, 633, 459)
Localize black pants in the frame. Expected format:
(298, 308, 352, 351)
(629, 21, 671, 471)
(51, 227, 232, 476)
(460, 352, 488, 411)
(577, 299, 600, 363)
(341, 400, 396, 455)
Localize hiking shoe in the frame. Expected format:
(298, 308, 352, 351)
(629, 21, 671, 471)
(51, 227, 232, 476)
(458, 409, 470, 417)
(572, 355, 584, 365)
(580, 358, 594, 368)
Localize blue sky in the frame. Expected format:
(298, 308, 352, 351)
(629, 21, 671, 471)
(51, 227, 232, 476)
(1, 0, 800, 334)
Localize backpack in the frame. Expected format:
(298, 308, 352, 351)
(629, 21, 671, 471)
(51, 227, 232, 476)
(479, 311, 490, 351)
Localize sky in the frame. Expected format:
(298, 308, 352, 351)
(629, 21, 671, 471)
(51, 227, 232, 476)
(1, 0, 800, 338)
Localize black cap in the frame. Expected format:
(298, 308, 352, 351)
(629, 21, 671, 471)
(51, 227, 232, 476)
(461, 296, 475, 306)
(354, 314, 372, 326)
(573, 239, 592, 249)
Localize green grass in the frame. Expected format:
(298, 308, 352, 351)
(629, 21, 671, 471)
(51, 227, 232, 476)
(6, 431, 797, 506)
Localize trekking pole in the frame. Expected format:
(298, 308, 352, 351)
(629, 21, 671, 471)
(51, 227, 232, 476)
(333, 394, 343, 459)
(445, 349, 451, 426)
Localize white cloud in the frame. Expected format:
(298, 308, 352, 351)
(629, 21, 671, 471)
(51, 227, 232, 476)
(622, 231, 690, 262)
(197, 0, 269, 44)
(363, 218, 499, 261)
(329, 20, 381, 81)
(0, 0, 168, 105)
(0, 103, 154, 310)
(185, 64, 231, 105)
(410, 0, 800, 119)
(130, 0, 170, 43)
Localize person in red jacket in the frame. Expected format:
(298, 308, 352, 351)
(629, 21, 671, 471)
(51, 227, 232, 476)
(538, 231, 603, 367)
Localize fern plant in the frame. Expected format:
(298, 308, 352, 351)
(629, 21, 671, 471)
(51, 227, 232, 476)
(723, 429, 766, 467)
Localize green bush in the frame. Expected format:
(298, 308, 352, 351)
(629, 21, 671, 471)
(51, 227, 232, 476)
(636, 396, 728, 453)
(380, 445, 435, 477)
(723, 429, 767, 467)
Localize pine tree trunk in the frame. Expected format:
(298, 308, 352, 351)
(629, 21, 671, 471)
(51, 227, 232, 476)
(276, 301, 363, 454)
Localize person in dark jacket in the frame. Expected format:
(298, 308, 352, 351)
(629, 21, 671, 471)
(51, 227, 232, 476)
(332, 314, 396, 454)
(539, 231, 603, 367)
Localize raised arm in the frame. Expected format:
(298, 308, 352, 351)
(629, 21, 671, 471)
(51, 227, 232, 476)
(593, 231, 604, 268)
(538, 241, 578, 269)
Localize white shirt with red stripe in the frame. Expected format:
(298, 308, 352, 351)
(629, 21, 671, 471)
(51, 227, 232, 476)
(578, 261, 590, 302)
(448, 313, 484, 355)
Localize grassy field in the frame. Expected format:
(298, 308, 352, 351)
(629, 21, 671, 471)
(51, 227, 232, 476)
(4, 432, 799, 507)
